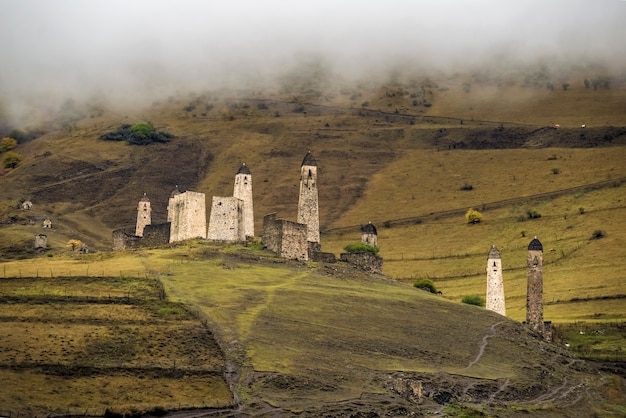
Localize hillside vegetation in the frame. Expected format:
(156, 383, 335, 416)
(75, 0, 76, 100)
(0, 70, 625, 415)
(1, 243, 624, 416)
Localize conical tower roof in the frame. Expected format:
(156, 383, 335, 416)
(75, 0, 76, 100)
(361, 222, 378, 235)
(139, 192, 150, 202)
(237, 163, 251, 175)
(488, 245, 500, 259)
(301, 151, 317, 167)
(528, 236, 543, 251)
(170, 185, 181, 197)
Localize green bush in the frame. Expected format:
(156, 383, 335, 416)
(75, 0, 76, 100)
(343, 242, 379, 255)
(100, 122, 174, 145)
(461, 294, 485, 307)
(413, 278, 437, 294)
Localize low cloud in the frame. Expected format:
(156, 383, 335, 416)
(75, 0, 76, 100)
(1, 0, 624, 125)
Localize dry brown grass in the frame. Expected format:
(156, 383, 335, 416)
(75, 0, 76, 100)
(0, 275, 232, 416)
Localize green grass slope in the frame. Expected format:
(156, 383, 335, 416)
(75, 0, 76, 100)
(2, 244, 624, 416)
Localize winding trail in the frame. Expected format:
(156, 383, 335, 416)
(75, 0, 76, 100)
(465, 321, 504, 369)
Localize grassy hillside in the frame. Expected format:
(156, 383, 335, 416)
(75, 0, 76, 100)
(0, 73, 625, 414)
(0, 270, 232, 416)
(1, 243, 624, 416)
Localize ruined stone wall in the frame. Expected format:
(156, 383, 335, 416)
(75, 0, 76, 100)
(262, 213, 308, 261)
(207, 197, 244, 242)
(233, 172, 254, 238)
(113, 223, 170, 251)
(168, 191, 207, 243)
(297, 164, 319, 243)
(34, 234, 48, 249)
(142, 223, 171, 247)
(486, 246, 506, 316)
(112, 229, 141, 251)
(339, 252, 383, 274)
(262, 213, 281, 254)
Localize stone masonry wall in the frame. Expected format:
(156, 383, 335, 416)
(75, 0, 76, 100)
(112, 223, 170, 251)
(339, 252, 383, 274)
(262, 213, 308, 261)
(169, 191, 207, 243)
(207, 196, 244, 242)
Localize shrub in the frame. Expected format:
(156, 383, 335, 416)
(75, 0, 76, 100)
(460, 183, 473, 191)
(465, 208, 483, 224)
(361, 101, 370, 107)
(100, 122, 173, 145)
(344, 242, 379, 255)
(551, 167, 561, 175)
(0, 137, 17, 153)
(66, 239, 83, 252)
(590, 230, 606, 240)
(527, 209, 542, 219)
(2, 151, 22, 168)
(461, 294, 484, 307)
(413, 278, 437, 294)
(578, 207, 585, 215)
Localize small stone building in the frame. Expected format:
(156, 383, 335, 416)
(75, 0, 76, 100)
(34, 234, 48, 250)
(262, 213, 308, 261)
(361, 222, 378, 247)
(43, 218, 52, 228)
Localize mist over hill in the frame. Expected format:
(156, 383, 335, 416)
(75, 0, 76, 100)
(1, 0, 625, 129)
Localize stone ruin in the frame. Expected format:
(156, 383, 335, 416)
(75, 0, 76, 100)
(42, 218, 52, 228)
(261, 152, 335, 262)
(113, 164, 254, 250)
(207, 163, 254, 242)
(34, 234, 48, 250)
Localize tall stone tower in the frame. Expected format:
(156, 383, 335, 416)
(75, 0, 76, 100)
(526, 237, 545, 336)
(233, 163, 254, 239)
(486, 245, 506, 316)
(297, 151, 320, 243)
(135, 193, 151, 237)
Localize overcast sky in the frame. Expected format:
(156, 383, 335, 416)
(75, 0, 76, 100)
(1, 0, 625, 116)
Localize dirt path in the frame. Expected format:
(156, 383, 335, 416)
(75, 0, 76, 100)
(464, 321, 504, 369)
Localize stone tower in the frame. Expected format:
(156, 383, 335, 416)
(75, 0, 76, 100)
(297, 151, 320, 243)
(361, 222, 378, 247)
(526, 237, 545, 336)
(135, 193, 151, 237)
(168, 189, 207, 243)
(233, 163, 254, 239)
(486, 245, 506, 316)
